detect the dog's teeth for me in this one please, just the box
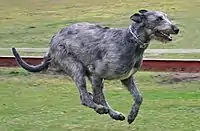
[168,36,172,41]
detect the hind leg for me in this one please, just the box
[88,75,125,121]
[61,57,109,114]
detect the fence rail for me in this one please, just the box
[1,48,200,72]
[1,48,200,54]
[1,56,200,73]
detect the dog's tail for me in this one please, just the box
[12,48,51,72]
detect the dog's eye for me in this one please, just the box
[156,17,163,22]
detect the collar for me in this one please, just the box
[128,25,149,48]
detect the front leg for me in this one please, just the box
[121,75,143,124]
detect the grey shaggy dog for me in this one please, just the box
[12,9,179,124]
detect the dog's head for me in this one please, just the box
[130,10,179,43]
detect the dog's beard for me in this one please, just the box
[153,35,170,43]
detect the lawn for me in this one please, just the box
[1,0,200,58]
[0,68,200,131]
[0,0,200,49]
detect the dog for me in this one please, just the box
[12,9,179,124]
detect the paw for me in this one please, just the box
[127,114,136,124]
[95,105,109,114]
[110,111,125,121]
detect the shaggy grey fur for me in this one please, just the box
[12,9,179,124]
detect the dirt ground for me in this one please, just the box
[154,73,200,84]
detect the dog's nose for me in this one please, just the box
[171,25,179,34]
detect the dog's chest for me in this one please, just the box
[119,55,142,79]
[119,67,138,80]
[93,46,145,80]
[107,54,143,80]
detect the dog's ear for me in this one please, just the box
[138,9,148,14]
[130,13,144,23]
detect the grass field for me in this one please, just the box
[0,0,200,49]
[1,0,200,58]
[0,68,200,131]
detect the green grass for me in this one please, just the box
[1,0,200,58]
[0,68,200,131]
[0,0,200,49]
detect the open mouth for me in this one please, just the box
[155,30,172,41]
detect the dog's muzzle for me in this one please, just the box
[154,24,179,42]
[171,25,179,34]
[154,30,173,41]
